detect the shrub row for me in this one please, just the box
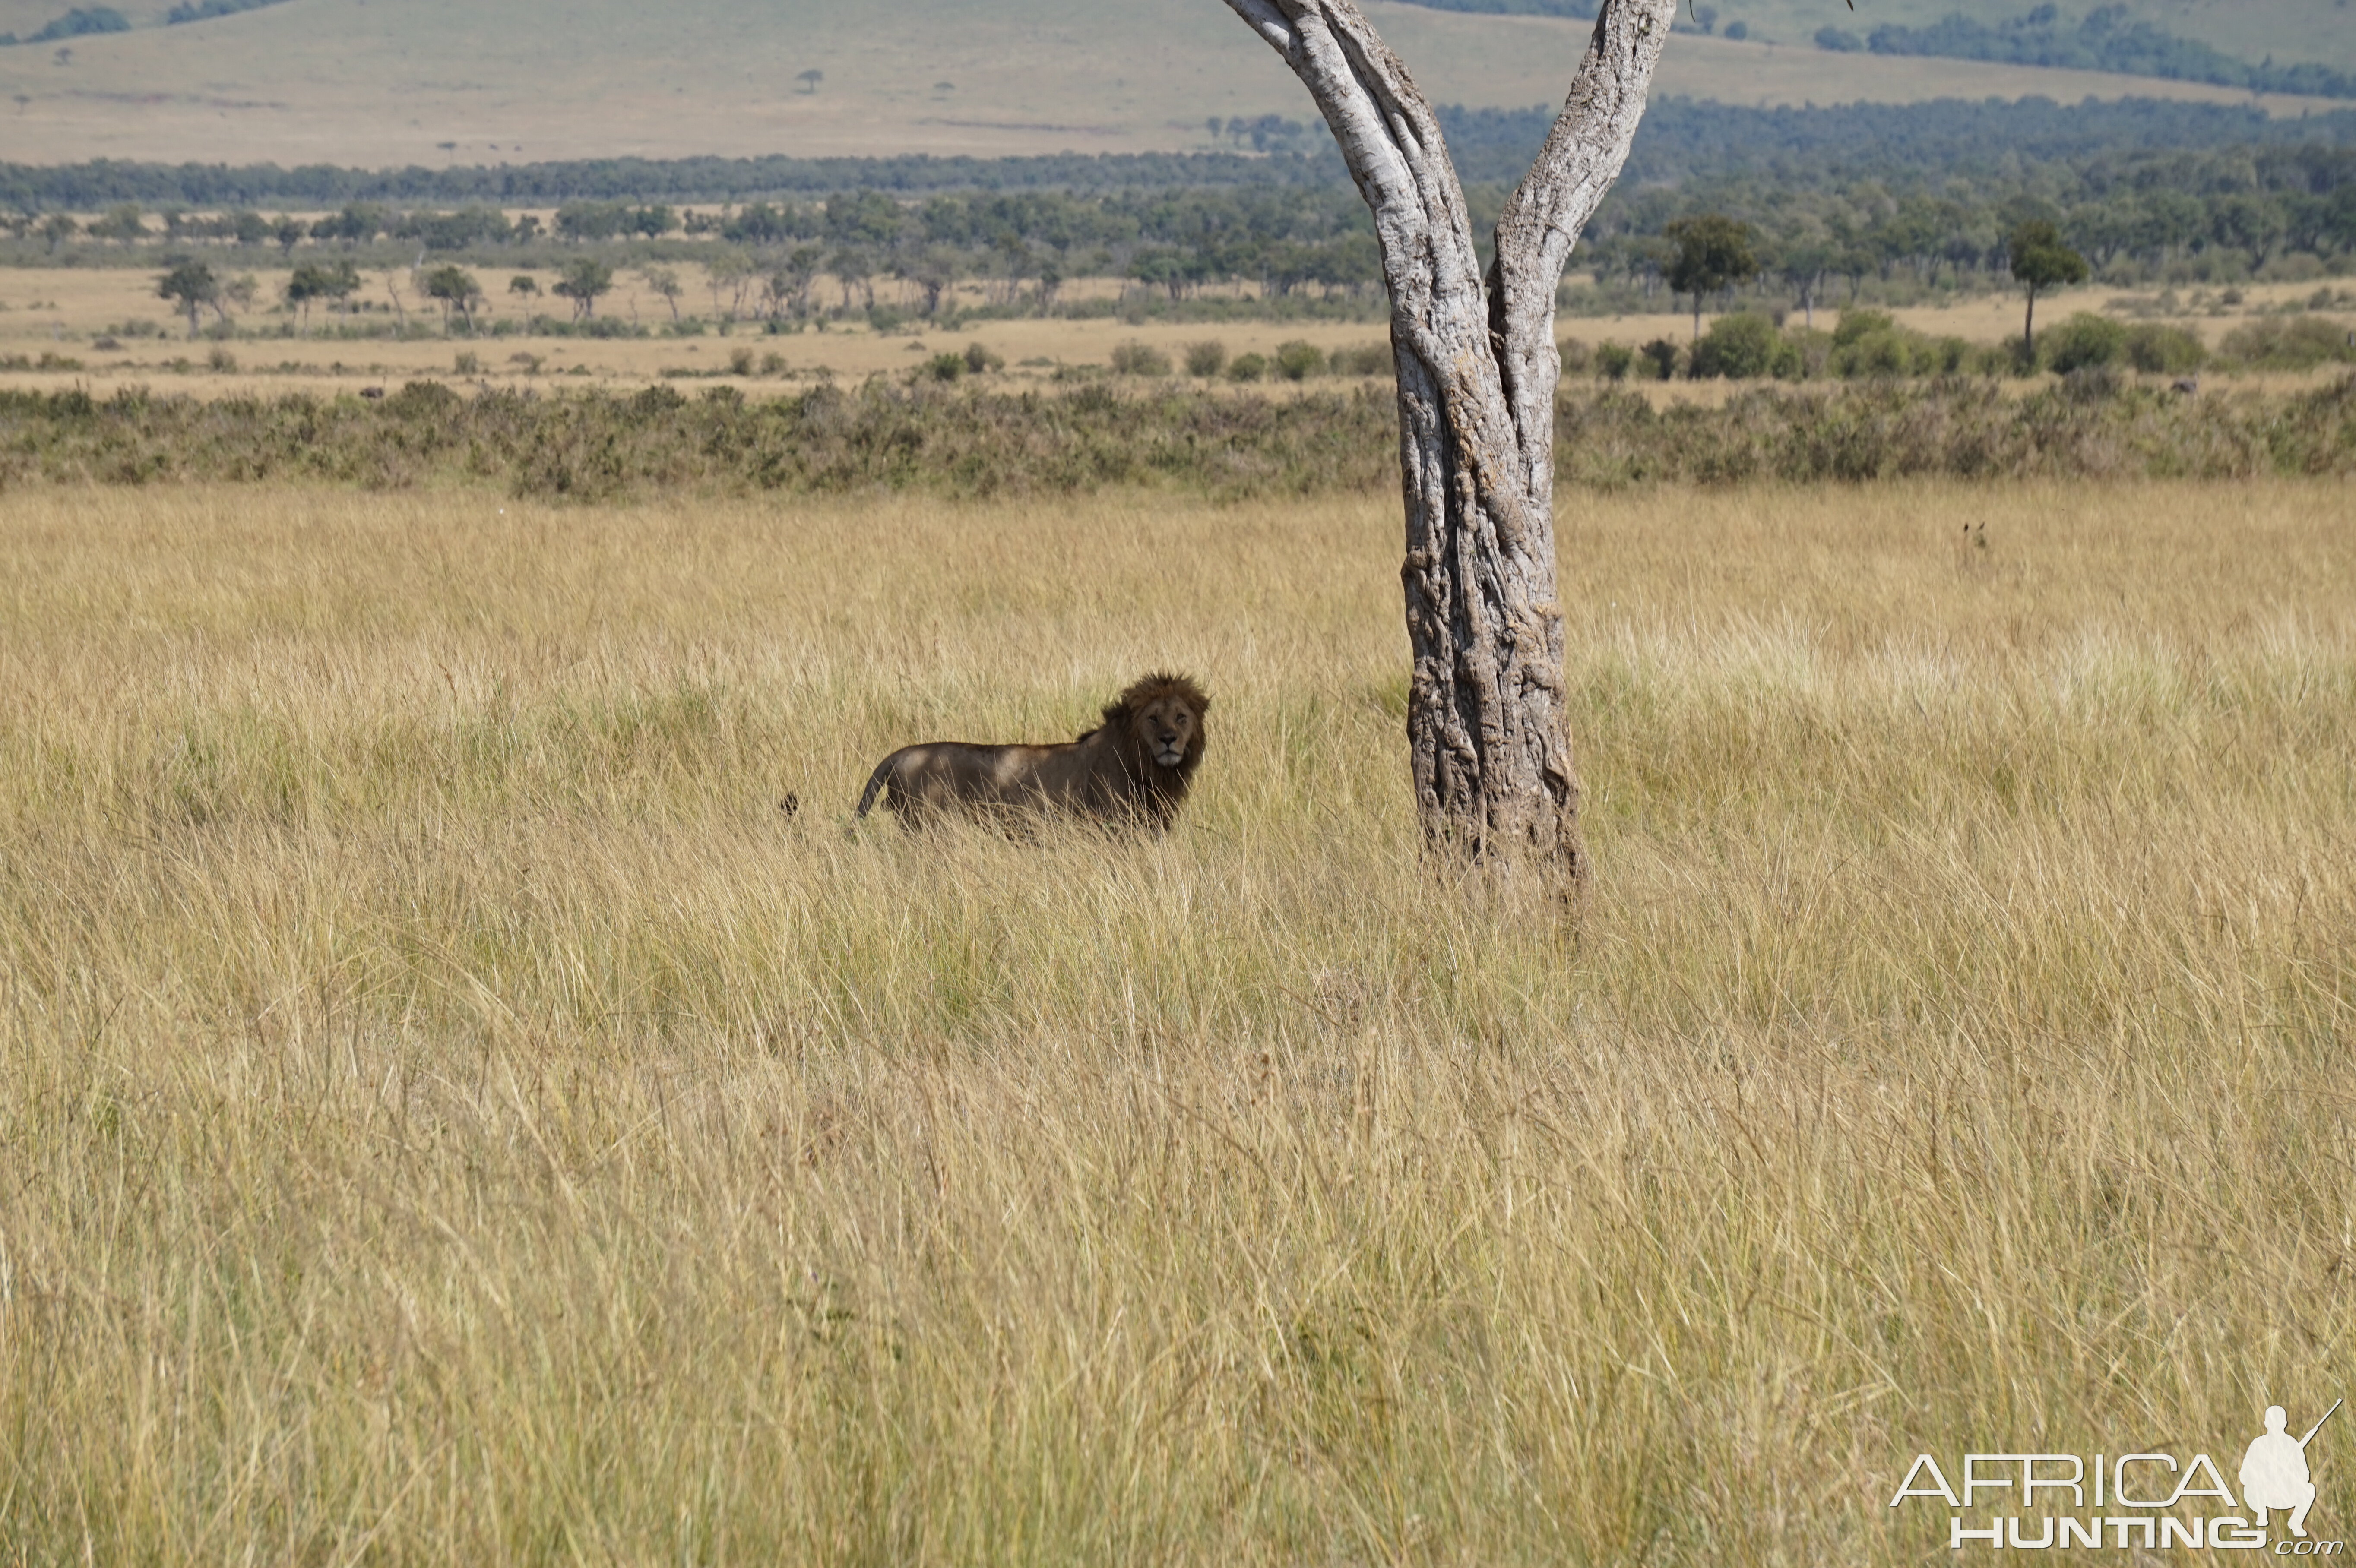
[0,373,2349,500]
[1583,308,2353,383]
[1554,374,2355,485]
[1105,338,1393,382]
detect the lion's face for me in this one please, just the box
[1130,692,1201,770]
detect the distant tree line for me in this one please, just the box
[10,98,2354,330]
[3,95,2351,212]
[1579,139,2356,307]
[20,141,2347,318]
[0,0,299,44]
[1448,95,2356,189]
[1814,5,2356,101]
[0,6,128,46]
[164,0,295,22]
[0,150,1323,213]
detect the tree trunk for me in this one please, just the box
[2023,286,2036,356]
[1219,0,1676,878]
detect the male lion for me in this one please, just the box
[855,673,1208,829]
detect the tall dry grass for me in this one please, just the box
[1,479,2351,1564]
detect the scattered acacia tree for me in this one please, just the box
[2008,219,2088,360]
[894,244,964,316]
[1665,213,1758,341]
[552,257,614,321]
[422,264,484,333]
[88,203,146,244]
[1219,0,1677,879]
[640,266,684,324]
[704,248,756,330]
[39,212,76,253]
[284,260,359,332]
[796,68,823,93]
[767,245,824,323]
[831,246,875,312]
[156,259,219,337]
[1776,234,1836,330]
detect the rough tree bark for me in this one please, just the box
[1219,0,1677,880]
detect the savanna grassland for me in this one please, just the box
[2,474,2353,1564]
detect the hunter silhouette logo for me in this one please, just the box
[1889,1397,2342,1550]
[2245,1401,2338,1540]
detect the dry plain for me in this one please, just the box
[4,264,2350,401]
[0,473,2350,1563]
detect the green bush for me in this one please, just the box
[1825,310,1969,379]
[1925,336,1973,375]
[1109,341,1172,377]
[1689,313,1781,379]
[1226,352,1266,383]
[1831,310,1895,349]
[925,352,965,382]
[1777,328,1833,380]
[1184,340,1226,378]
[2220,317,2356,371]
[1966,341,2020,377]
[1639,338,1683,380]
[2122,323,2208,376]
[963,341,1004,375]
[1273,340,1325,381]
[2041,313,2127,374]
[1833,328,1912,379]
[1593,342,1634,381]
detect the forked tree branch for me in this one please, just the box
[1491,0,1675,505]
[1219,0,1676,874]
[1222,0,1675,511]
[1225,0,1687,428]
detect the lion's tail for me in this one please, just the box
[854,753,899,819]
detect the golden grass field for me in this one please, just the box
[0,0,2342,168]
[2,475,2351,1562]
[4,262,2349,403]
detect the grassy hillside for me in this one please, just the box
[1666,0,2356,73]
[0,0,2344,169]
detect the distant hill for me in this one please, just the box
[1813,4,2356,98]
[1381,0,2356,77]
[0,0,2344,170]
